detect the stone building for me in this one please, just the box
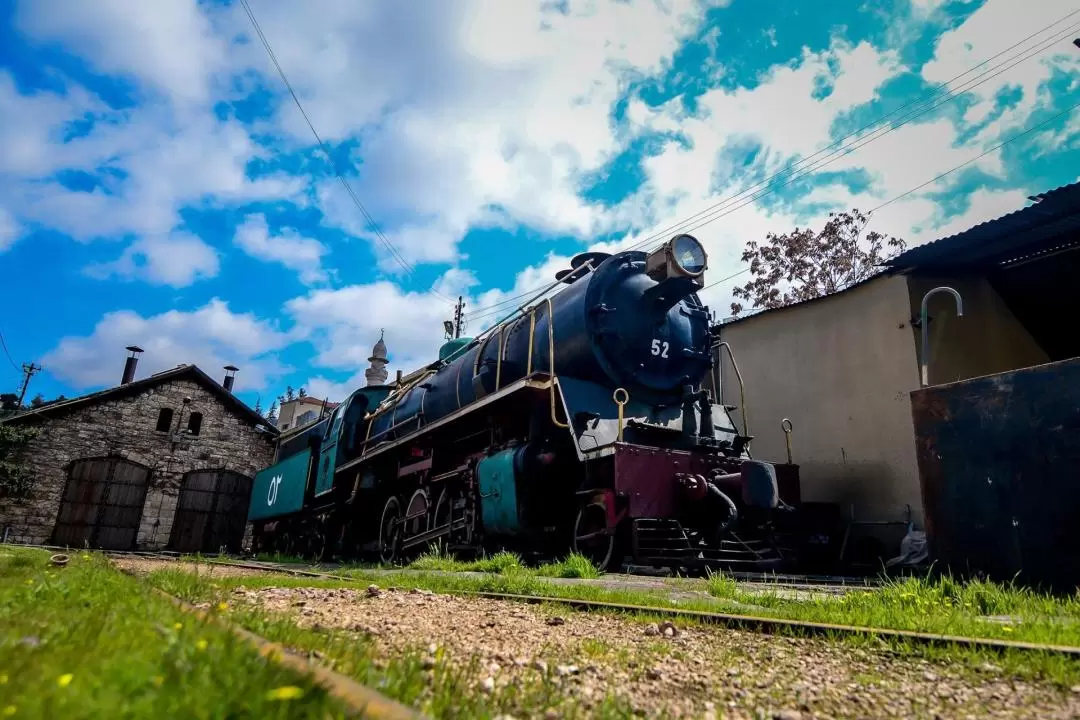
[0,350,278,553]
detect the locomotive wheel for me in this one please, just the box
[378,495,404,565]
[573,501,615,572]
[405,489,430,537]
[432,487,453,545]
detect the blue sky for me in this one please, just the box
[1,0,1078,409]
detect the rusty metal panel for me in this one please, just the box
[910,357,1080,591]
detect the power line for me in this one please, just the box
[463,12,1079,317]
[0,331,20,374]
[475,98,1080,328]
[625,14,1080,255]
[238,0,454,305]
[869,98,1080,213]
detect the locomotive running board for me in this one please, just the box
[335,375,561,474]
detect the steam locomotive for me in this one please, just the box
[247,234,802,572]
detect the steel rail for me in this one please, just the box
[3,543,888,589]
[21,546,1079,659]
[168,557,1080,659]
[473,592,1080,657]
[113,567,428,720]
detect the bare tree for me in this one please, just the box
[730,209,906,317]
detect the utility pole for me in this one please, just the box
[16,362,42,408]
[453,295,465,339]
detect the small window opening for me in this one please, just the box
[155,408,174,432]
[187,411,203,436]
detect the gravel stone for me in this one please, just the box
[222,584,1080,719]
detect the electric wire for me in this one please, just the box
[624,13,1080,255]
[0,331,20,374]
[238,0,454,305]
[468,97,1080,328]
[462,13,1080,317]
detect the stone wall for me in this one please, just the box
[0,377,276,551]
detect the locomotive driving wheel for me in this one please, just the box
[573,499,615,572]
[378,495,403,564]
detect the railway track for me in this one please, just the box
[142,576,427,720]
[6,541,886,592]
[100,551,1080,660]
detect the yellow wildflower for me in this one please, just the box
[217,602,228,611]
[151,676,164,687]
[196,639,208,651]
[2,705,14,716]
[0,674,7,684]
[173,623,183,631]
[1003,626,1015,633]
[266,686,304,701]
[57,674,73,688]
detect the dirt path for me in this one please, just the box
[226,582,1080,720]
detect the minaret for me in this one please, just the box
[365,330,389,386]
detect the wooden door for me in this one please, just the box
[52,457,151,550]
[168,470,254,554]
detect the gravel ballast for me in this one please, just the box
[224,583,1080,719]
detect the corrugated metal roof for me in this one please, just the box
[885,181,1080,271]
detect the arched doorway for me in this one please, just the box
[52,457,152,550]
[167,469,254,554]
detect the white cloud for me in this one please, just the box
[286,280,457,374]
[921,0,1080,139]
[0,207,21,252]
[16,0,228,104]
[234,214,330,285]
[85,231,221,288]
[7,104,307,243]
[41,298,292,391]
[224,0,723,268]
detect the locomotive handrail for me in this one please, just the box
[495,323,505,390]
[361,369,436,453]
[613,388,629,441]
[715,341,748,440]
[541,296,570,429]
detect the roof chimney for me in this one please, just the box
[122,346,143,385]
[223,365,239,393]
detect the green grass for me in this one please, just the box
[406,547,602,579]
[160,557,1080,687]
[149,566,644,719]
[0,547,348,719]
[702,568,1080,640]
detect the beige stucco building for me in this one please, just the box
[712,181,1078,550]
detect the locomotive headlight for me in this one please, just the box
[645,233,708,285]
[670,234,707,277]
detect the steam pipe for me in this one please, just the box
[919,286,964,388]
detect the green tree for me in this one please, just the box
[0,424,38,498]
[730,209,906,317]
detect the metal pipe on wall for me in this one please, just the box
[920,286,964,388]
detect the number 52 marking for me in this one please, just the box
[650,339,670,358]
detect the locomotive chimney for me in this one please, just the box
[222,365,239,393]
[121,345,143,385]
